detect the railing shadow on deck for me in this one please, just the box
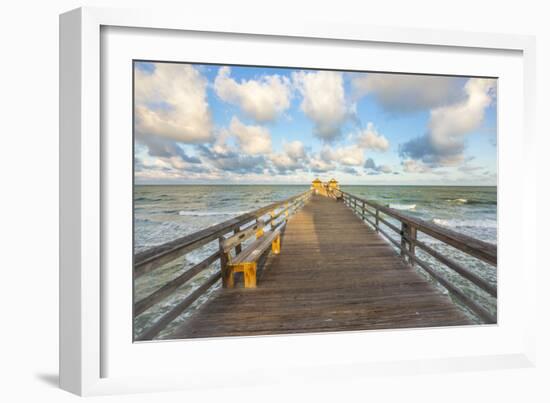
[329,188,497,324]
[133,190,312,341]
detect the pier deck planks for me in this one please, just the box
[171,195,472,339]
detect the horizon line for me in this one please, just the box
[135,183,497,187]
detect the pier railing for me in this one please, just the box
[332,189,497,324]
[134,190,312,341]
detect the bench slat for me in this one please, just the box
[232,224,285,265]
[225,204,289,253]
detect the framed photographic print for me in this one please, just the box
[132,60,498,343]
[60,7,536,396]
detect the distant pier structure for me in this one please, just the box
[311,178,341,197]
[134,178,497,341]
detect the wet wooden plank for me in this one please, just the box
[170,195,472,339]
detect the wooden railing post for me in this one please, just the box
[401,222,409,259]
[219,237,231,288]
[408,226,417,266]
[375,209,380,231]
[233,225,242,254]
[362,201,365,220]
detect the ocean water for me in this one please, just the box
[341,186,497,245]
[134,185,497,337]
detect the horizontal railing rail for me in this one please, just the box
[332,189,497,324]
[134,189,312,341]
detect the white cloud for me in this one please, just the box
[270,153,302,171]
[364,158,393,174]
[229,117,272,155]
[309,157,336,173]
[429,78,496,153]
[357,122,390,151]
[135,63,213,143]
[167,157,187,170]
[351,73,462,112]
[321,144,364,166]
[214,66,291,122]
[270,140,307,172]
[378,165,393,173]
[402,159,432,173]
[283,141,306,160]
[135,153,210,178]
[399,78,496,167]
[211,128,232,155]
[292,71,349,141]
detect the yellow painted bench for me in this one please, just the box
[221,222,284,288]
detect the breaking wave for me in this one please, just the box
[389,203,416,210]
[433,218,497,229]
[178,210,249,217]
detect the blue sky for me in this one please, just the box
[134,61,497,185]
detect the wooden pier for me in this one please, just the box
[134,180,497,341]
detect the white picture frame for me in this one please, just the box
[60,6,537,396]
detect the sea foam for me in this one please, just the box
[389,203,416,210]
[178,210,249,217]
[433,218,497,229]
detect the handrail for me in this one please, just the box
[332,188,497,324]
[134,251,220,316]
[135,190,312,277]
[134,189,312,341]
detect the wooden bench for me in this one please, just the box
[220,221,285,288]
